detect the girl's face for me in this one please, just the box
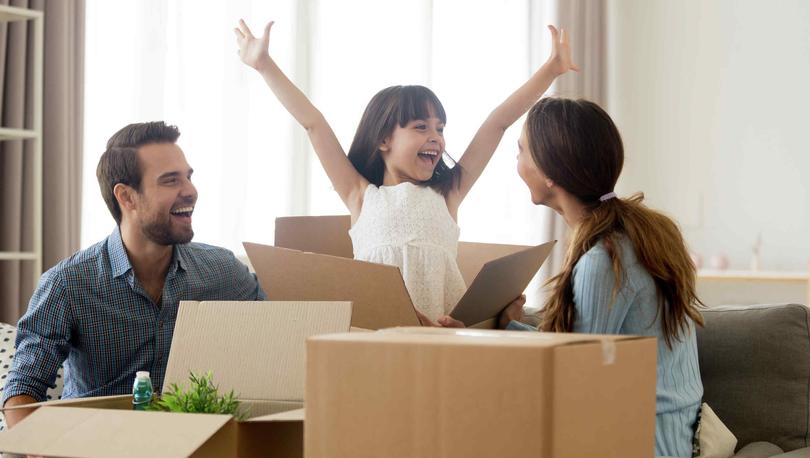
[379,107,446,185]
[517,123,552,206]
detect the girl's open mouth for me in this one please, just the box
[418,150,439,166]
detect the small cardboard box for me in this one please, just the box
[0,300,350,458]
[305,327,657,458]
[245,215,552,329]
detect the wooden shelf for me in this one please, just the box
[0,3,43,303]
[0,252,38,261]
[698,270,810,282]
[0,127,38,141]
[0,4,42,22]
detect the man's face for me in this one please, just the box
[132,143,198,245]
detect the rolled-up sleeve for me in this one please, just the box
[3,270,73,404]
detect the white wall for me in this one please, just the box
[607,0,810,271]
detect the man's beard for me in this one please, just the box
[140,213,194,245]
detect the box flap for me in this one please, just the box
[237,399,303,419]
[311,328,648,349]
[244,243,420,330]
[247,407,305,423]
[273,215,535,285]
[275,215,353,258]
[456,241,534,285]
[450,241,556,325]
[0,394,132,413]
[0,406,231,457]
[164,300,352,402]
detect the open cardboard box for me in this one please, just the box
[245,215,554,330]
[0,300,352,458]
[305,327,658,458]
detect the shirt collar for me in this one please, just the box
[108,228,133,279]
[108,227,188,278]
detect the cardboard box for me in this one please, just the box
[305,328,657,458]
[246,215,553,329]
[273,215,534,285]
[0,300,350,458]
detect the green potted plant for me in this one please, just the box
[147,371,247,420]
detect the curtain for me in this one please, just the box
[0,0,84,323]
[525,0,607,317]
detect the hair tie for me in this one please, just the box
[599,192,617,202]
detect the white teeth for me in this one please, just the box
[171,206,194,215]
[418,150,439,156]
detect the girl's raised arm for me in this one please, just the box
[447,25,579,211]
[236,20,368,215]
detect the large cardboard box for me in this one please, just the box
[0,300,351,458]
[247,215,552,329]
[273,215,534,284]
[305,327,657,458]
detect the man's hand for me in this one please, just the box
[3,394,39,429]
[498,294,527,329]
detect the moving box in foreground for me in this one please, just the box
[306,327,657,458]
[0,301,351,458]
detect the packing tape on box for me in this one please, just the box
[601,339,617,365]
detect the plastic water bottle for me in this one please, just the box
[132,371,153,410]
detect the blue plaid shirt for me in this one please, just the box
[3,229,265,403]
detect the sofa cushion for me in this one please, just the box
[0,322,65,431]
[732,441,783,458]
[697,304,810,452]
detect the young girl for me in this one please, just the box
[512,97,704,458]
[235,20,578,322]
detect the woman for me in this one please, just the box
[444,98,703,457]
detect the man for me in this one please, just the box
[2,122,264,427]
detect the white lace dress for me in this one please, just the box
[349,182,467,321]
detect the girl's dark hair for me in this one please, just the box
[528,98,704,348]
[347,85,461,196]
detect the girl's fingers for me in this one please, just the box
[571,63,581,72]
[547,24,559,43]
[233,28,244,40]
[560,27,569,45]
[263,21,274,39]
[238,19,255,38]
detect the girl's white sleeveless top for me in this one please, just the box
[349,182,467,321]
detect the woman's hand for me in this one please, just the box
[544,25,580,77]
[234,19,274,71]
[437,315,466,328]
[498,294,527,329]
[416,309,439,327]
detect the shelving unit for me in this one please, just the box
[0,4,44,301]
[697,270,810,307]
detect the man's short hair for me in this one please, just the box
[96,122,181,224]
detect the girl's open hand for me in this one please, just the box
[234,19,273,71]
[545,25,580,76]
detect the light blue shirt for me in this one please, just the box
[511,236,702,458]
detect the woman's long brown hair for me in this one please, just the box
[527,98,703,347]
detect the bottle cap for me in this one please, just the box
[136,371,150,379]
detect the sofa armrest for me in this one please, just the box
[732,441,783,458]
[769,446,810,457]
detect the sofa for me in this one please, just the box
[697,303,810,458]
[0,322,64,431]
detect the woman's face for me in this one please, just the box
[517,123,552,206]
